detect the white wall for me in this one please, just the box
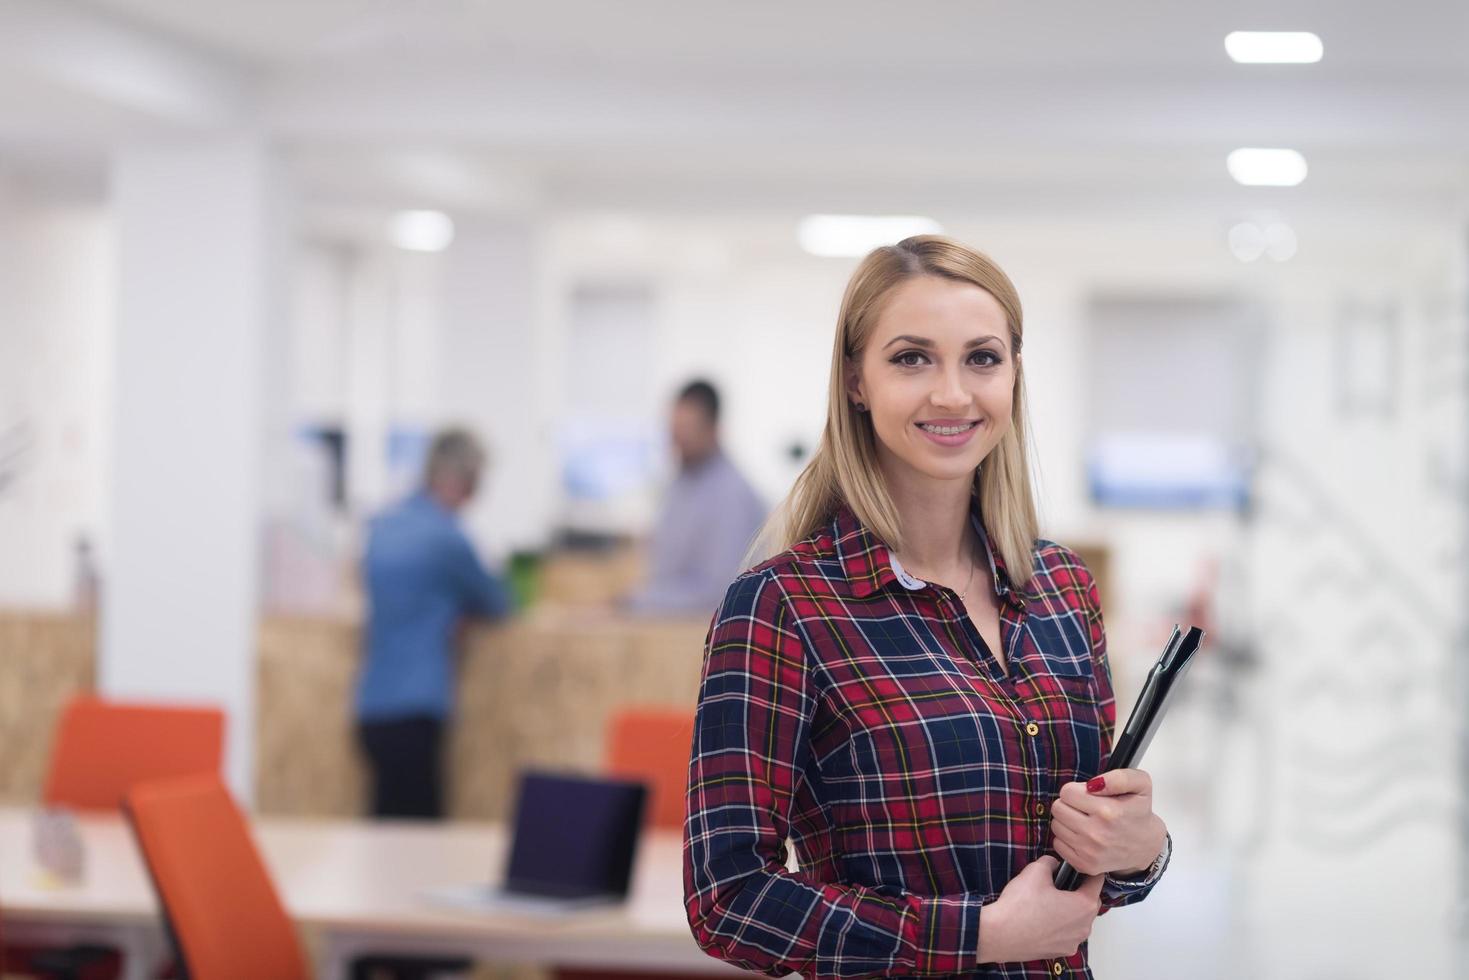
[0,178,111,609]
[438,219,555,557]
[1221,229,1466,977]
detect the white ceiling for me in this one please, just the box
[1,0,1466,218]
[81,0,1469,75]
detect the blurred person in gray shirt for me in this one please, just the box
[623,380,766,617]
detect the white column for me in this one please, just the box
[102,136,287,801]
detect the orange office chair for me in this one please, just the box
[3,697,225,980]
[44,696,225,812]
[550,709,699,980]
[124,774,310,980]
[603,707,695,831]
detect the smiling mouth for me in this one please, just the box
[916,421,978,436]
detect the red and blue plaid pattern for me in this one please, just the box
[683,500,1167,979]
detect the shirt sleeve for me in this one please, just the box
[1076,559,1171,913]
[683,571,983,979]
[446,533,513,620]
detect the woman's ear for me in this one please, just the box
[843,356,866,408]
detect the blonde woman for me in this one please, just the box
[683,237,1170,979]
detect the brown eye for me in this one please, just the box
[891,351,928,367]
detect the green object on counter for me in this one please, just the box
[507,551,542,611]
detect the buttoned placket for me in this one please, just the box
[889,553,1054,853]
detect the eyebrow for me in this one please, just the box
[882,334,1005,351]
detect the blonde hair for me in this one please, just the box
[756,235,1039,587]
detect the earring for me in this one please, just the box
[853,402,867,413]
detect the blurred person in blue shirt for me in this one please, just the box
[355,428,513,819]
[622,380,766,618]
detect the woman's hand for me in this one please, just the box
[978,855,1103,964]
[1049,768,1167,877]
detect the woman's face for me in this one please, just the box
[847,275,1016,488]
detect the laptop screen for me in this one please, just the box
[503,770,648,900]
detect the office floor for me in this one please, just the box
[1087,691,1460,980]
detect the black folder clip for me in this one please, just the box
[1053,624,1204,892]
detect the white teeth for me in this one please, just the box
[919,422,976,436]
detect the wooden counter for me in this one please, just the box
[256,609,709,820]
[0,608,709,821]
[0,611,97,804]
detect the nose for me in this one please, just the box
[930,364,970,411]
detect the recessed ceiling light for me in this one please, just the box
[1226,148,1308,187]
[1228,223,1266,262]
[390,210,455,252]
[798,215,942,258]
[1225,31,1323,64]
[1228,220,1298,262]
[1263,222,1298,261]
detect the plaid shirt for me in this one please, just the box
[683,500,1169,979]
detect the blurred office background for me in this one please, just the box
[0,1,1466,978]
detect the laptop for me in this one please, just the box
[424,770,648,915]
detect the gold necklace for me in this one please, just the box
[954,559,977,603]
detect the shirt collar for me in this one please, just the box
[410,490,456,520]
[830,505,896,599]
[831,496,1024,610]
[679,447,725,478]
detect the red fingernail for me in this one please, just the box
[1086,776,1106,793]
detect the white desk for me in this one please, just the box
[0,807,742,979]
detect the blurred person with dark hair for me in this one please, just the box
[623,379,766,617]
[355,427,513,819]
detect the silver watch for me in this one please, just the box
[1105,832,1171,886]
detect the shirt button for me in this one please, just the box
[1053,963,1065,976]
[1034,802,1047,817]
[1025,722,1040,736]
